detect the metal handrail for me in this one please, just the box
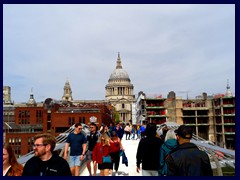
[18,124,90,165]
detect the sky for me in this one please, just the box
[3,4,235,103]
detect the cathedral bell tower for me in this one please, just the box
[62,80,73,101]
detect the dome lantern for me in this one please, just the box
[116,52,122,69]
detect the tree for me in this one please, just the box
[114,110,120,124]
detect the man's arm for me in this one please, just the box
[82,143,87,155]
[63,142,70,160]
[166,155,177,176]
[202,152,213,176]
[136,141,142,172]
[119,138,124,151]
[80,143,87,161]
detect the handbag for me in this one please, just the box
[102,156,112,163]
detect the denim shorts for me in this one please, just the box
[69,155,82,167]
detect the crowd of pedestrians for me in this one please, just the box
[166,125,213,176]
[92,122,126,176]
[3,122,213,176]
[136,123,213,176]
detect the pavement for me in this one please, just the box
[80,135,141,176]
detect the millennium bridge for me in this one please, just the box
[18,122,235,176]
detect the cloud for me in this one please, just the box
[3,4,235,102]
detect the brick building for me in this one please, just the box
[4,95,114,156]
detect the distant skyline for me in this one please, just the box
[3,4,235,103]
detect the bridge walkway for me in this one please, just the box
[80,134,141,176]
[18,123,235,176]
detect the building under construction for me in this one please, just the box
[135,82,235,150]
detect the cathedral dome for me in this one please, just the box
[109,69,130,81]
[108,53,130,82]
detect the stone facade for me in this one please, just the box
[105,53,135,123]
[3,86,11,104]
[62,80,73,101]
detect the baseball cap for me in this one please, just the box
[174,125,193,139]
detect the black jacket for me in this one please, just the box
[166,142,213,176]
[22,153,72,176]
[87,131,100,151]
[136,136,163,170]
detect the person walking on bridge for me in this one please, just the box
[140,124,146,139]
[22,133,71,176]
[92,135,113,176]
[109,131,125,176]
[113,123,124,140]
[136,123,164,176]
[86,122,100,176]
[166,125,213,176]
[158,129,178,176]
[124,123,131,140]
[64,123,87,176]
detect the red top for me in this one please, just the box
[92,142,113,164]
[110,141,120,153]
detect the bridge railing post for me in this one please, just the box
[207,148,223,176]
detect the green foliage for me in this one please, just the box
[114,111,120,123]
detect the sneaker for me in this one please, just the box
[115,173,119,176]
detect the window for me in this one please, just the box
[68,117,75,125]
[28,137,31,145]
[79,117,86,124]
[18,110,30,124]
[82,117,85,124]
[8,138,12,145]
[36,110,43,123]
[79,117,82,123]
